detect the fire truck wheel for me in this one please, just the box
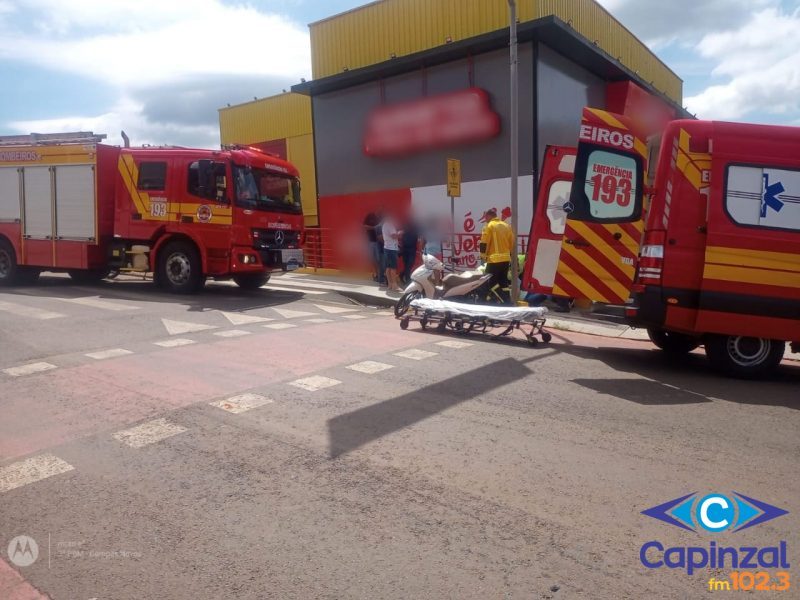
[704,334,785,379]
[647,327,700,355]
[0,239,38,286]
[158,240,204,294]
[232,274,270,290]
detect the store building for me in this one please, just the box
[219,0,683,269]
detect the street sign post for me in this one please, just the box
[447,159,461,269]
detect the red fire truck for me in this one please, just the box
[525,109,800,377]
[0,132,304,293]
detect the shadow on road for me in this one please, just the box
[562,345,800,410]
[327,354,556,458]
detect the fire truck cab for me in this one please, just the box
[0,133,304,293]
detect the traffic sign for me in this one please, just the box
[447,158,461,197]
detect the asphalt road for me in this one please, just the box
[1,275,798,599]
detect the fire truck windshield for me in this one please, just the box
[233,165,302,214]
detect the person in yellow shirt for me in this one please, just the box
[479,207,514,303]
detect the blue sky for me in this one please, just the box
[1,0,798,147]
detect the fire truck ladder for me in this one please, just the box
[0,132,107,146]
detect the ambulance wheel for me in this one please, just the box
[68,269,110,284]
[400,317,409,330]
[647,327,700,355]
[541,332,552,344]
[158,240,204,294]
[704,334,785,379]
[233,273,270,290]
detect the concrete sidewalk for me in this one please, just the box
[277,271,800,361]
[275,271,649,340]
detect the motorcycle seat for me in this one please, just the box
[442,272,486,289]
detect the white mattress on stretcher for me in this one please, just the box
[410,298,548,321]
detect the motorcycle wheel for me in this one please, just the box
[394,290,422,317]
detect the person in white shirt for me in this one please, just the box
[381,212,402,292]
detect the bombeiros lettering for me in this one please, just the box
[579,124,634,150]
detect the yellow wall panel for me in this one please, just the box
[218,93,312,146]
[310,0,681,102]
[286,134,319,226]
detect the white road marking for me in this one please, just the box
[263,322,297,330]
[375,311,395,317]
[304,318,334,324]
[210,393,273,414]
[0,454,75,494]
[154,338,196,348]
[60,296,140,311]
[435,340,474,349]
[0,300,65,320]
[313,304,358,314]
[112,418,187,448]
[271,277,364,291]
[162,318,216,335]
[214,329,251,338]
[219,311,273,325]
[347,360,394,374]
[3,362,57,377]
[272,308,318,319]
[288,375,342,392]
[342,314,367,320]
[394,348,438,360]
[85,348,133,360]
[266,285,327,295]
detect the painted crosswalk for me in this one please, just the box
[3,362,57,377]
[0,300,65,320]
[112,418,187,448]
[59,296,140,311]
[0,453,75,493]
[210,393,273,414]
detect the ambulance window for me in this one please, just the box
[725,165,800,231]
[546,180,571,235]
[137,162,167,191]
[582,149,639,220]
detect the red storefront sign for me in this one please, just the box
[363,87,500,157]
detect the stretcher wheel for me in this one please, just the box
[526,334,539,346]
[436,320,447,332]
[541,332,552,343]
[420,316,428,330]
[400,317,410,330]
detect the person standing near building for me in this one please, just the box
[363,211,380,282]
[399,216,420,284]
[479,207,514,303]
[381,210,402,292]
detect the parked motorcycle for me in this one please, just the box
[394,254,492,317]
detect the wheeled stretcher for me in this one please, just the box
[399,298,551,346]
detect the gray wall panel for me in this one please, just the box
[536,43,605,171]
[313,44,535,196]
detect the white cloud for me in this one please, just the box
[0,1,310,86]
[7,97,220,148]
[685,8,800,120]
[596,0,776,47]
[0,0,310,147]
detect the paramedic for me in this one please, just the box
[479,208,514,303]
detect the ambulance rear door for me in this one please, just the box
[522,145,575,294]
[552,108,647,304]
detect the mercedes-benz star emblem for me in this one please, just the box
[274,230,285,246]
[562,201,575,214]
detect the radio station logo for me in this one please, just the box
[642,491,788,533]
[639,491,791,586]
